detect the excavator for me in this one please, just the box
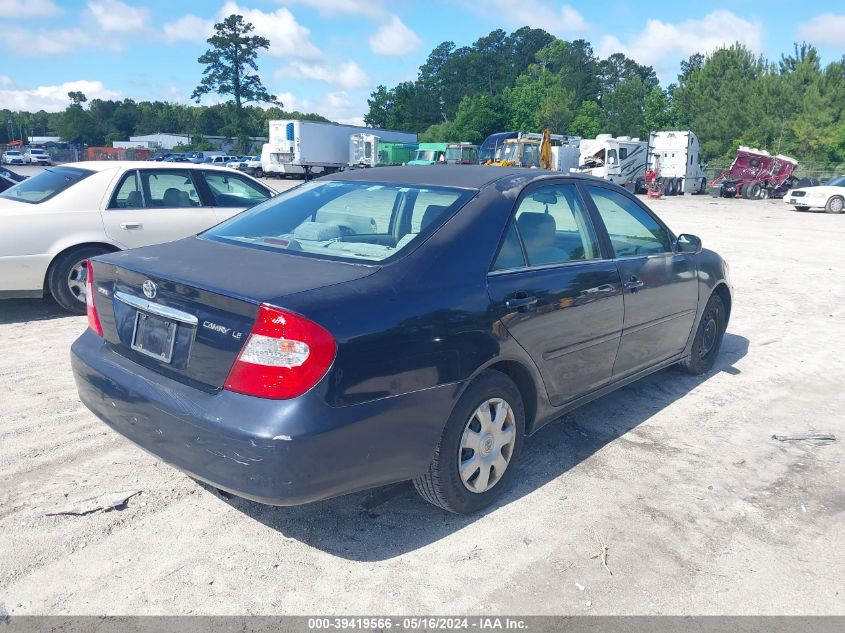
[485,129,578,171]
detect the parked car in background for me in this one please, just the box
[2,150,25,165]
[25,148,52,165]
[71,166,731,514]
[0,161,275,313]
[205,155,240,166]
[238,155,263,177]
[408,143,448,165]
[190,151,224,164]
[164,155,192,163]
[151,153,173,162]
[479,132,518,163]
[785,174,845,213]
[226,156,250,168]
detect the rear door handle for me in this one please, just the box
[120,221,142,230]
[622,276,644,292]
[505,295,538,311]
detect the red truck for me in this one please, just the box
[711,146,798,199]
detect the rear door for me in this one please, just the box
[102,169,217,249]
[583,184,699,378]
[487,181,624,405]
[198,170,274,222]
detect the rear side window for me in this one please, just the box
[492,221,526,271]
[202,171,270,207]
[512,184,600,266]
[0,166,92,204]
[109,171,143,209]
[142,170,201,208]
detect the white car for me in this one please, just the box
[206,155,239,166]
[0,161,275,313]
[2,150,25,165]
[225,156,249,168]
[238,155,263,178]
[25,148,52,165]
[784,175,845,213]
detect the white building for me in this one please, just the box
[117,133,269,152]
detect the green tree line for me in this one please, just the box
[365,30,845,165]
[1,98,327,148]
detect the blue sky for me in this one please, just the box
[1,0,843,125]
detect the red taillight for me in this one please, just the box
[85,260,103,337]
[224,304,336,399]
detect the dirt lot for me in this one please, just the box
[1,193,843,616]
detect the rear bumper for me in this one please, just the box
[71,330,456,505]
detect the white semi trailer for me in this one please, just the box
[262,120,417,178]
[574,135,647,190]
[647,130,708,195]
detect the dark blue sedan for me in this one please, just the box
[72,166,732,514]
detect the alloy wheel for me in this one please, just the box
[67,259,88,304]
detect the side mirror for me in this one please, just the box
[676,233,702,254]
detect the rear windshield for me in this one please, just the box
[0,166,92,204]
[203,180,475,263]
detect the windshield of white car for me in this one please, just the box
[0,166,92,204]
[203,180,475,263]
[826,175,845,187]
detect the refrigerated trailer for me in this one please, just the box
[263,120,417,177]
[647,130,707,195]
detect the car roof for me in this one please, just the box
[59,160,240,173]
[324,165,589,189]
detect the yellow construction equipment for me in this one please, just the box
[485,129,577,170]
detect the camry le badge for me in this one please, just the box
[142,280,157,299]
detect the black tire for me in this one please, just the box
[675,178,683,195]
[48,246,110,314]
[414,370,525,514]
[825,195,844,214]
[699,177,707,194]
[677,293,727,375]
[795,206,810,212]
[760,188,770,199]
[254,168,264,179]
[747,182,761,199]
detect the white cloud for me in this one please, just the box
[86,0,148,32]
[163,4,321,57]
[1,27,123,55]
[796,14,845,47]
[277,60,371,90]
[597,10,763,79]
[0,80,120,112]
[0,0,62,18]
[219,2,321,59]
[274,90,365,125]
[369,15,422,57]
[461,1,589,36]
[278,0,385,19]
[163,14,215,43]
[0,75,12,87]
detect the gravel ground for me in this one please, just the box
[0,192,843,615]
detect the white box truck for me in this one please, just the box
[573,135,647,190]
[263,120,417,178]
[647,130,708,195]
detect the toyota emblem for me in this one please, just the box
[142,280,157,299]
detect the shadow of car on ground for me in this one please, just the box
[203,332,749,561]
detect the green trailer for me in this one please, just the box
[378,142,418,166]
[407,142,448,165]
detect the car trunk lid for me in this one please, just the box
[90,236,378,391]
